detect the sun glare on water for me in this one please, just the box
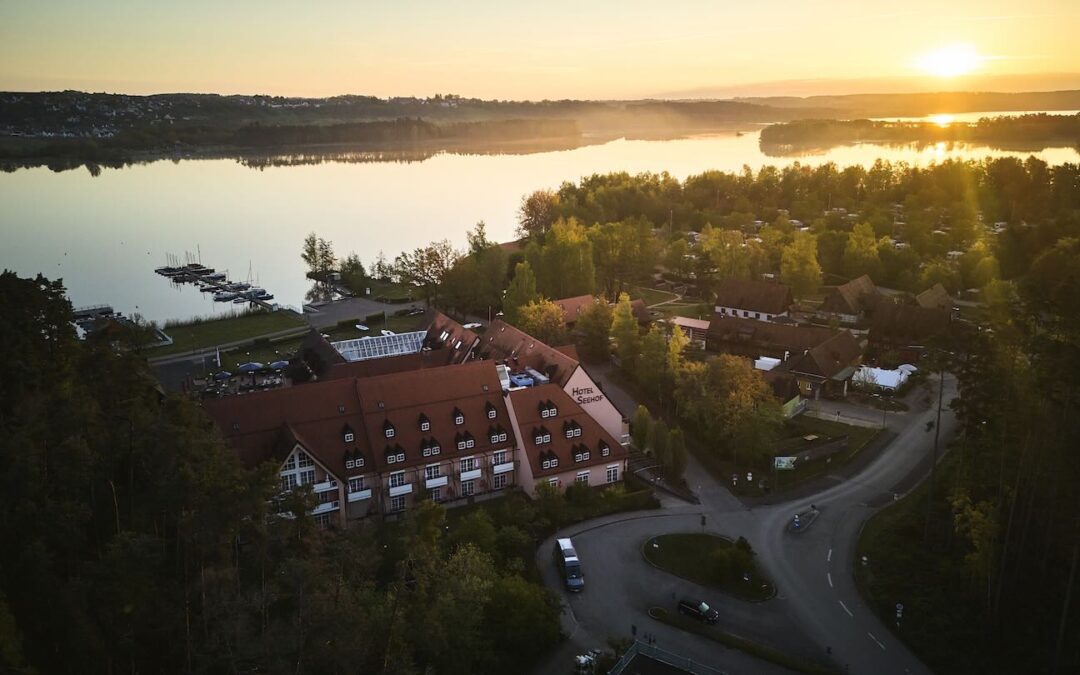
[915,43,982,77]
[928,114,955,127]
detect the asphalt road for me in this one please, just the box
[537,374,958,674]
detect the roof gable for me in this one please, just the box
[714,278,793,315]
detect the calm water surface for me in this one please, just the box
[2,113,1078,323]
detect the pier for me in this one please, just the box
[154,261,279,311]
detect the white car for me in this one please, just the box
[463,322,483,329]
[381,329,395,336]
[355,323,370,331]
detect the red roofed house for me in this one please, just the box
[713,278,793,323]
[505,384,627,496]
[817,275,880,325]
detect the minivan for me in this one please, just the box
[555,538,585,592]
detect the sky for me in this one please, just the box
[1,0,1078,99]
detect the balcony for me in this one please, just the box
[347,489,372,502]
[459,468,482,481]
[425,476,448,489]
[312,500,340,515]
[313,479,338,494]
[388,482,413,497]
[493,461,515,475]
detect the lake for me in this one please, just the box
[2,111,1078,323]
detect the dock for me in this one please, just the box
[154,261,280,311]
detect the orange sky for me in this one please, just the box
[1,0,1077,98]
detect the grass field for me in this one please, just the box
[629,285,679,307]
[154,311,305,356]
[643,533,774,602]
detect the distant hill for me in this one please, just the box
[734,90,1080,118]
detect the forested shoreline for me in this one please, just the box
[760,113,1080,152]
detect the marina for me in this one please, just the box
[155,255,278,310]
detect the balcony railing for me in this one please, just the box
[313,479,338,494]
[388,482,413,497]
[347,489,372,502]
[492,461,515,475]
[312,500,340,515]
[425,476,448,489]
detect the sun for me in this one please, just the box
[915,43,983,78]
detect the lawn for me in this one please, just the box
[784,415,880,455]
[642,533,774,602]
[154,311,306,356]
[629,285,679,307]
[366,279,417,302]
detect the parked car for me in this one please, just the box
[463,322,483,329]
[381,329,395,336]
[677,598,719,624]
[407,307,425,316]
[555,538,585,592]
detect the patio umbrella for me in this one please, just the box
[214,371,232,380]
[270,360,290,370]
[237,362,264,373]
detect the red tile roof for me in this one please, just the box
[551,294,594,324]
[782,330,864,380]
[707,315,838,354]
[819,275,880,315]
[714,278,793,315]
[479,320,580,386]
[424,310,480,363]
[915,283,952,310]
[508,384,626,478]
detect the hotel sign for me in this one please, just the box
[572,385,605,406]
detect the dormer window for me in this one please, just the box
[421,438,442,457]
[344,432,354,443]
[383,420,396,438]
[465,432,475,449]
[346,458,355,469]
[564,420,582,439]
[486,402,497,420]
[600,441,610,457]
[539,400,558,418]
[574,446,591,463]
[418,414,431,432]
[533,426,551,445]
[385,445,404,464]
[453,408,464,426]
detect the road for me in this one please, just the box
[537,373,958,674]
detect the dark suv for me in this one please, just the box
[677,598,719,624]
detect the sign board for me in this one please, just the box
[774,456,797,470]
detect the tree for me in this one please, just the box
[669,429,689,481]
[393,239,461,305]
[527,218,596,299]
[517,189,560,238]
[610,292,641,372]
[516,300,568,345]
[574,296,613,361]
[666,325,689,375]
[780,231,823,299]
[301,232,336,285]
[339,252,368,295]
[631,406,652,450]
[650,421,671,474]
[503,261,539,325]
[843,222,882,280]
[442,222,509,316]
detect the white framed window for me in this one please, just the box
[425,464,441,480]
[280,474,297,491]
[389,471,406,488]
[601,444,610,457]
[574,428,582,438]
[395,452,405,463]
[390,495,406,512]
[344,432,354,443]
[421,421,431,431]
[457,440,466,451]
[422,447,431,457]
[566,428,574,439]
[387,454,397,465]
[534,433,544,445]
[284,455,297,470]
[487,407,497,420]
[356,456,365,467]
[548,477,559,488]
[297,452,314,468]
[345,459,355,469]
[299,469,315,485]
[550,457,558,468]
[542,459,551,469]
[429,487,441,503]
[575,471,589,485]
[314,513,331,528]
[493,473,508,490]
[430,445,440,456]
[460,457,476,473]
[543,433,551,444]
[492,450,507,465]
[466,438,475,449]
[490,433,499,444]
[461,480,475,497]
[499,432,507,442]
[454,413,464,425]
[385,427,395,439]
[348,477,365,493]
[606,465,619,483]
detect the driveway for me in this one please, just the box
[537,374,958,674]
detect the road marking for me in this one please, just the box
[827,572,833,588]
[827,548,832,563]
[868,632,886,650]
[839,600,853,617]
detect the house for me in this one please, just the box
[773,330,864,399]
[204,361,517,527]
[817,275,880,325]
[504,384,628,496]
[713,278,793,322]
[869,303,951,363]
[669,316,710,344]
[915,283,952,310]
[480,320,628,444]
[706,315,838,360]
[551,294,596,327]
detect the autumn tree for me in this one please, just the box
[526,218,595,299]
[517,189,560,238]
[843,222,882,280]
[516,299,568,345]
[610,292,641,372]
[780,231,823,299]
